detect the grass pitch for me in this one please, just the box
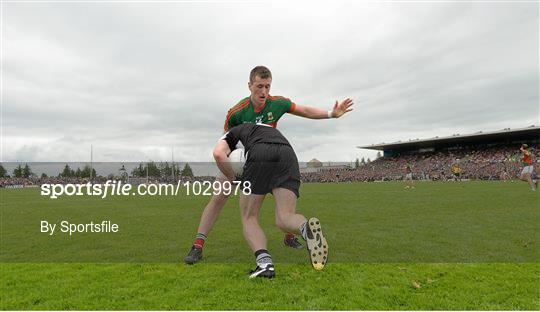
[1,181,539,310]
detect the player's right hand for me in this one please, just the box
[332,98,354,118]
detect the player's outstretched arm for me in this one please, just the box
[213,140,235,181]
[291,98,354,119]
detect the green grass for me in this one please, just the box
[2,263,539,310]
[1,181,539,309]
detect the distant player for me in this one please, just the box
[184,66,353,264]
[404,163,414,189]
[451,160,462,182]
[439,167,447,182]
[213,123,328,278]
[519,144,537,191]
[500,167,510,182]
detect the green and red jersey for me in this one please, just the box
[223,95,296,132]
[523,150,533,165]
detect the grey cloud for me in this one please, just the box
[4,2,538,162]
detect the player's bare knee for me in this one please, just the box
[209,192,230,205]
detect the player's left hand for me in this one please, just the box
[331,98,354,118]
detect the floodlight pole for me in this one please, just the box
[172,147,175,181]
[90,145,93,182]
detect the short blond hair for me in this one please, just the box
[250,66,272,82]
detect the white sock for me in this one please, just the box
[255,249,273,267]
[300,222,308,241]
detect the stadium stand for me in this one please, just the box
[302,126,540,183]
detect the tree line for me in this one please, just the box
[130,162,193,178]
[0,162,194,179]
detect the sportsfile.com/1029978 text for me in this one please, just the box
[40,180,252,199]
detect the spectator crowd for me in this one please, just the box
[301,144,538,183]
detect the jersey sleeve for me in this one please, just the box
[278,97,296,113]
[221,128,240,151]
[288,100,296,113]
[269,96,296,118]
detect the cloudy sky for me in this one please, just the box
[3,1,538,163]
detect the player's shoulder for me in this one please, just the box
[224,97,251,131]
[225,97,251,120]
[228,97,251,112]
[268,95,292,104]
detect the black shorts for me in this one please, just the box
[243,143,300,198]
